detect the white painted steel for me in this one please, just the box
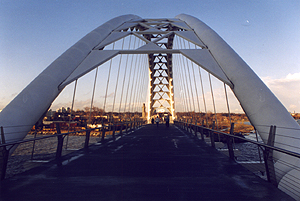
[176,13,300,200]
[1,13,299,198]
[60,50,120,88]
[174,31,205,47]
[179,49,232,87]
[0,14,141,148]
[94,32,131,50]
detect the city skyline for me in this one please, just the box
[1,1,299,113]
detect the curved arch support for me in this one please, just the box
[0,14,141,147]
[0,13,299,199]
[176,13,300,198]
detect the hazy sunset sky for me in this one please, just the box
[0,0,299,112]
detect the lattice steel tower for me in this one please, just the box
[141,20,176,119]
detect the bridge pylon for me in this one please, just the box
[143,24,176,120]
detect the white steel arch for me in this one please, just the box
[0,14,141,145]
[0,14,299,199]
[176,13,300,200]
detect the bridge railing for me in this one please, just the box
[0,119,147,180]
[174,120,300,199]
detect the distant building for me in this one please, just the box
[46,109,56,119]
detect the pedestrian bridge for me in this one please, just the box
[0,124,294,200]
[0,14,299,200]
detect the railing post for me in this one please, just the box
[227,123,235,160]
[185,119,188,131]
[55,123,63,160]
[126,122,129,133]
[101,126,106,142]
[31,127,38,160]
[0,126,9,180]
[264,125,277,187]
[120,124,123,136]
[200,120,204,141]
[129,120,131,131]
[112,124,116,140]
[194,120,198,138]
[84,127,90,149]
[210,121,215,148]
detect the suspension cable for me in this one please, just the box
[132,53,142,114]
[224,82,235,146]
[111,38,125,115]
[128,39,140,116]
[102,43,115,116]
[177,37,191,114]
[171,57,180,114]
[176,53,189,115]
[172,38,185,115]
[191,43,202,124]
[140,55,148,116]
[88,67,99,125]
[131,52,143,114]
[173,52,189,115]
[66,79,78,149]
[208,73,219,130]
[178,37,193,115]
[124,37,137,117]
[224,83,232,125]
[182,39,196,121]
[198,66,209,126]
[143,55,150,115]
[174,54,188,113]
[118,35,132,119]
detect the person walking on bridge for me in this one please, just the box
[165,115,170,127]
[155,116,160,127]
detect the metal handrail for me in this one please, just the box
[174,120,300,159]
[0,119,146,180]
[174,119,300,189]
[0,128,92,148]
[0,120,146,149]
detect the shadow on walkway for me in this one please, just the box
[0,124,293,201]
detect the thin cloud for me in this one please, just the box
[262,72,300,112]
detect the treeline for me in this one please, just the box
[176,112,253,134]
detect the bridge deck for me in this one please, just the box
[0,124,293,200]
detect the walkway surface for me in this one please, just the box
[0,124,294,201]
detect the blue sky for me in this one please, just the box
[0,0,299,112]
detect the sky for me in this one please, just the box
[0,0,299,113]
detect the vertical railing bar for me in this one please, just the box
[84,125,90,149]
[264,125,278,187]
[0,126,9,180]
[55,123,63,160]
[210,121,215,148]
[227,123,235,160]
[66,79,78,150]
[30,128,38,160]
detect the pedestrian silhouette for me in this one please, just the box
[155,116,159,127]
[165,115,169,127]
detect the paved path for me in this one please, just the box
[0,124,294,200]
